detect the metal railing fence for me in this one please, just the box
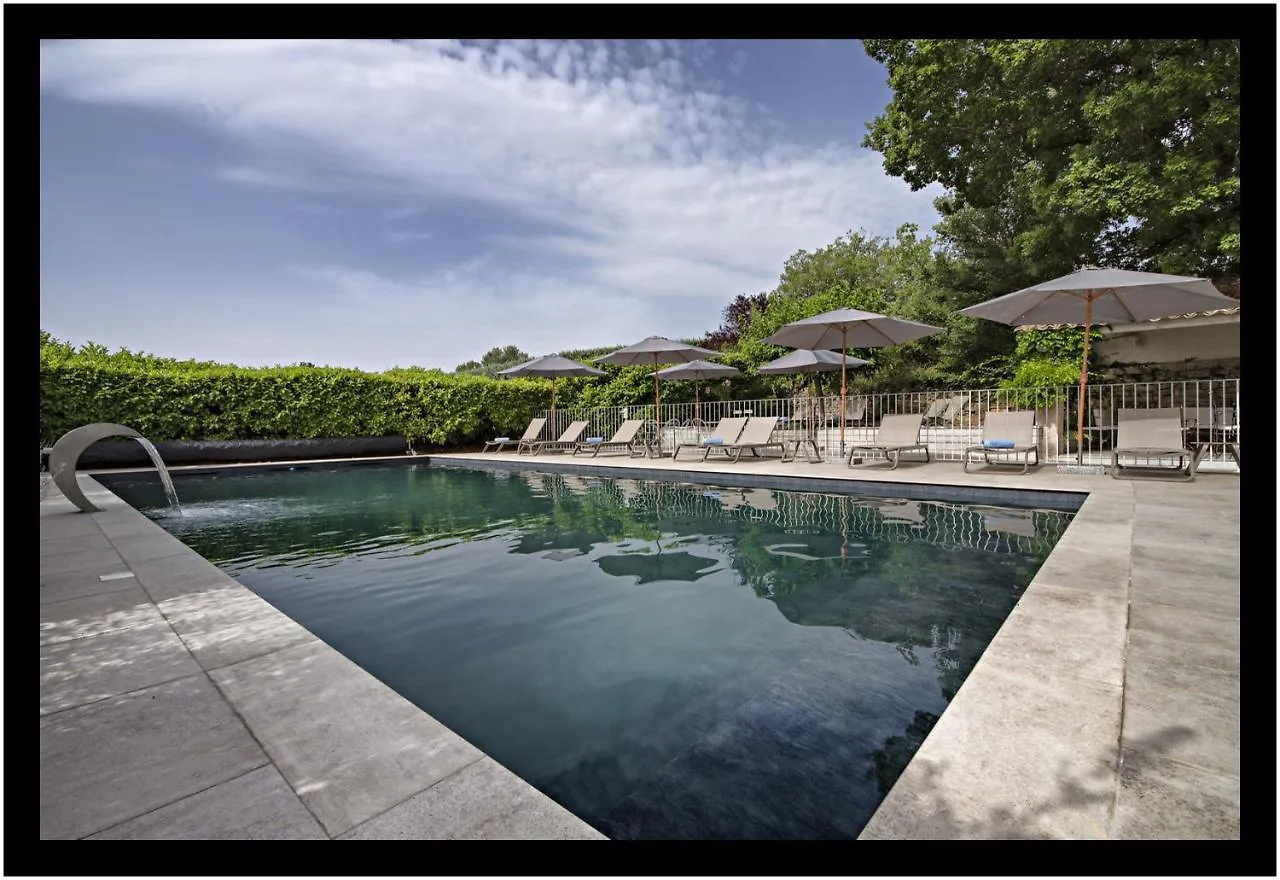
[536,378,1240,471]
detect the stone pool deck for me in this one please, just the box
[39,452,1240,839]
[39,472,607,840]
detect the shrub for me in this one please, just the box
[39,336,550,447]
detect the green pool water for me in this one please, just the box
[100,462,1076,840]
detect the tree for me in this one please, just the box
[701,293,769,351]
[863,39,1240,280]
[719,225,1016,392]
[453,345,531,377]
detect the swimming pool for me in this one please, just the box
[100,462,1076,840]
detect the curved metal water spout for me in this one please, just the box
[49,423,182,514]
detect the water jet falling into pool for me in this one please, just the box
[131,436,182,514]
[48,423,182,514]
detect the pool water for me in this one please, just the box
[101,463,1076,840]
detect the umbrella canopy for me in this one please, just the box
[757,349,870,374]
[758,349,872,440]
[497,355,606,431]
[595,337,719,445]
[956,267,1237,326]
[957,267,1238,460]
[653,359,741,427]
[761,308,942,350]
[593,336,718,367]
[498,355,609,379]
[762,309,942,454]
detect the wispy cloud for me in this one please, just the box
[213,165,310,190]
[40,39,940,365]
[386,230,435,243]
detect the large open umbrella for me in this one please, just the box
[652,359,740,429]
[957,267,1238,461]
[759,349,871,453]
[594,336,717,449]
[762,309,942,455]
[497,355,606,435]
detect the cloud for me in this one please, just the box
[386,230,435,243]
[214,165,311,189]
[286,260,654,368]
[40,39,941,360]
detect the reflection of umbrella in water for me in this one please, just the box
[596,550,719,584]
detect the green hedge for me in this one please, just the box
[39,359,551,448]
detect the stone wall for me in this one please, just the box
[1096,358,1241,385]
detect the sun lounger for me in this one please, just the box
[846,413,930,469]
[484,417,546,453]
[938,395,970,427]
[922,397,951,425]
[673,417,747,461]
[519,420,588,455]
[963,410,1038,474]
[710,416,785,463]
[1110,408,1206,481]
[573,419,646,458]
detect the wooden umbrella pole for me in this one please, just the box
[653,353,661,454]
[695,382,700,429]
[1077,295,1093,464]
[551,380,557,435]
[840,328,848,456]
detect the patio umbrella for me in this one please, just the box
[594,336,718,444]
[758,349,871,442]
[957,267,1238,461]
[762,309,942,455]
[497,355,606,434]
[652,359,741,428]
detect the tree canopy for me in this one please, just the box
[863,39,1240,282]
[453,344,532,377]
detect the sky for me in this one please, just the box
[40,39,943,372]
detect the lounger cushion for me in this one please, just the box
[585,437,604,443]
[703,437,724,445]
[492,437,509,442]
[983,439,1016,449]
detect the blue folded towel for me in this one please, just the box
[492,437,509,442]
[702,437,724,445]
[983,439,1016,449]
[585,437,604,443]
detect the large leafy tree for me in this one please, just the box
[722,225,1016,392]
[863,39,1240,282]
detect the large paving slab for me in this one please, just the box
[208,638,486,837]
[88,766,328,840]
[1112,749,1240,840]
[39,675,269,839]
[40,619,204,715]
[155,584,318,671]
[40,587,168,646]
[856,651,1123,839]
[340,758,606,840]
